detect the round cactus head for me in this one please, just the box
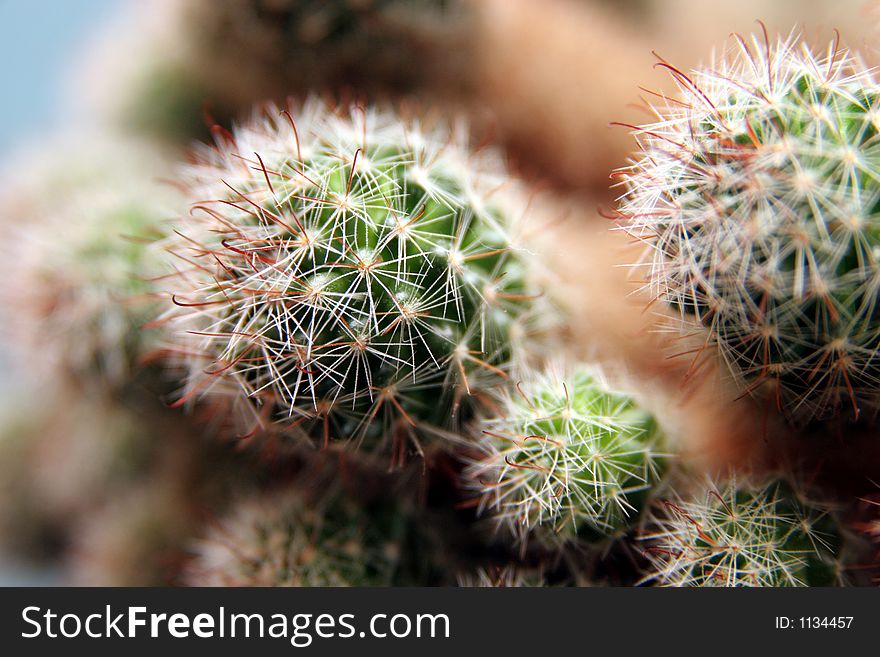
[617,31,880,422]
[185,487,410,586]
[465,364,666,545]
[155,99,543,456]
[640,476,845,587]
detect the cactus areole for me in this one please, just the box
[618,33,880,422]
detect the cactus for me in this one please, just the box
[2,138,170,389]
[155,99,544,456]
[185,485,420,586]
[639,475,845,586]
[617,31,880,421]
[464,364,666,545]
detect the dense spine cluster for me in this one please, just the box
[639,476,844,586]
[465,365,666,544]
[156,100,542,455]
[617,32,880,421]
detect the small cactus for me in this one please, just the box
[639,475,845,587]
[617,31,880,421]
[185,486,413,586]
[465,364,666,545]
[155,99,544,456]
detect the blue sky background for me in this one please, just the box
[0,0,121,152]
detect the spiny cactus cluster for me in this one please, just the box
[155,99,543,456]
[465,364,666,545]
[618,32,880,422]
[5,3,880,593]
[639,476,845,586]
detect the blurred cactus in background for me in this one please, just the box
[77,0,476,146]
[153,99,547,459]
[0,136,173,391]
[618,32,880,423]
[186,477,442,586]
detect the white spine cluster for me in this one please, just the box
[156,99,547,454]
[617,31,880,421]
[465,364,665,544]
[639,476,844,587]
